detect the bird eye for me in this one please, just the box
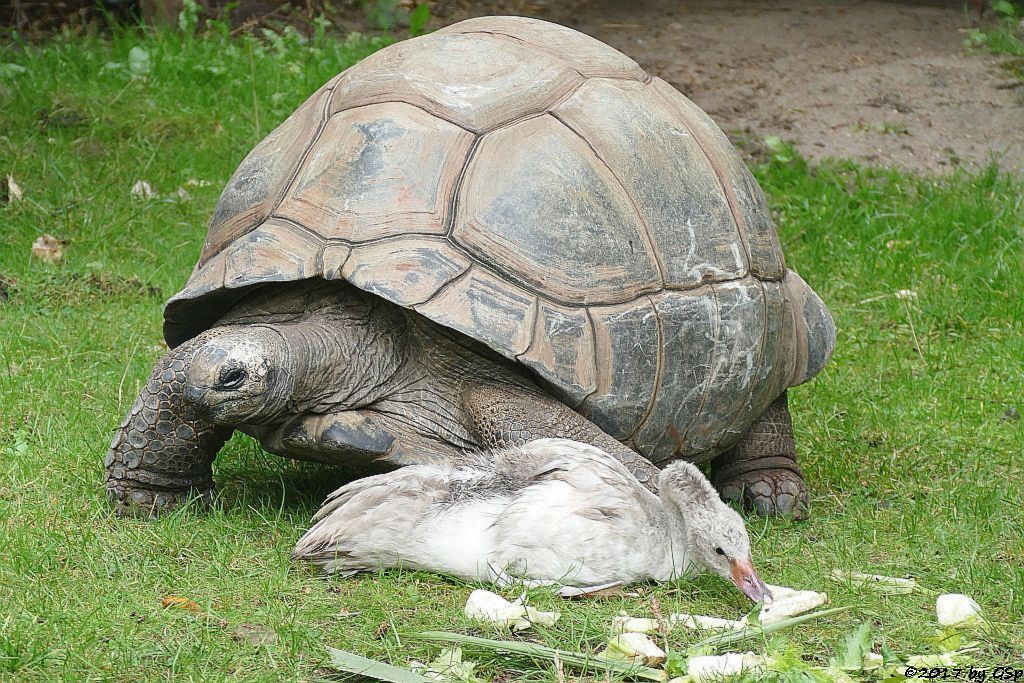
[715,547,726,556]
[218,367,247,389]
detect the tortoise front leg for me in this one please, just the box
[261,411,394,464]
[462,385,661,492]
[105,333,231,516]
[256,409,433,473]
[711,390,810,518]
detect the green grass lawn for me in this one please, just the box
[1,21,1022,682]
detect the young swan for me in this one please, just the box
[294,438,770,601]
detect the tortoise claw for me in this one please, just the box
[716,468,809,519]
[105,482,215,518]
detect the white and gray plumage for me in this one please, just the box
[293,438,769,601]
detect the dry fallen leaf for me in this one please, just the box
[0,275,15,302]
[230,622,278,647]
[161,595,201,612]
[131,179,156,199]
[31,234,64,262]
[3,174,23,204]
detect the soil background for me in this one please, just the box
[6,0,1022,173]
[436,0,1023,174]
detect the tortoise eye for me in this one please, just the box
[218,367,247,389]
[715,547,726,556]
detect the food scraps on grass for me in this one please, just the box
[31,234,64,262]
[686,652,767,682]
[671,613,748,631]
[611,584,827,636]
[599,632,668,667]
[613,613,746,633]
[935,593,983,627]
[758,584,829,626]
[831,569,918,594]
[463,589,559,630]
[411,646,482,682]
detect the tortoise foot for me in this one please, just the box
[105,481,215,518]
[715,467,809,519]
[104,332,231,518]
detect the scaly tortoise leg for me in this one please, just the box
[255,410,426,472]
[711,390,810,519]
[105,331,232,517]
[462,384,661,492]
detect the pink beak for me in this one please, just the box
[730,557,771,602]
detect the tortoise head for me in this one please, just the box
[183,326,295,425]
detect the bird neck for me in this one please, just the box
[660,487,697,580]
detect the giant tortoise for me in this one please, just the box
[105,16,835,517]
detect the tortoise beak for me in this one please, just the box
[730,557,770,603]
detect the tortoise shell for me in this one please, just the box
[165,16,835,464]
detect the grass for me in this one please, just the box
[965,11,1024,58]
[1,18,1023,682]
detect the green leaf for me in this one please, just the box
[325,646,432,683]
[821,664,858,683]
[927,627,962,652]
[665,650,688,677]
[833,623,873,670]
[366,0,403,30]
[993,0,1016,17]
[424,646,482,682]
[880,644,902,666]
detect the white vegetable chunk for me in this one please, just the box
[611,615,660,634]
[935,593,982,626]
[670,613,747,630]
[464,589,525,622]
[831,570,917,594]
[599,632,667,667]
[758,585,828,625]
[523,605,560,627]
[687,652,766,682]
[463,589,559,630]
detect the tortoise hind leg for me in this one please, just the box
[711,390,810,519]
[105,333,231,516]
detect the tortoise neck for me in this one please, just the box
[274,291,409,414]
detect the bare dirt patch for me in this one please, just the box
[444,0,1024,174]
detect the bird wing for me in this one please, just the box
[293,464,459,574]
[489,439,668,585]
